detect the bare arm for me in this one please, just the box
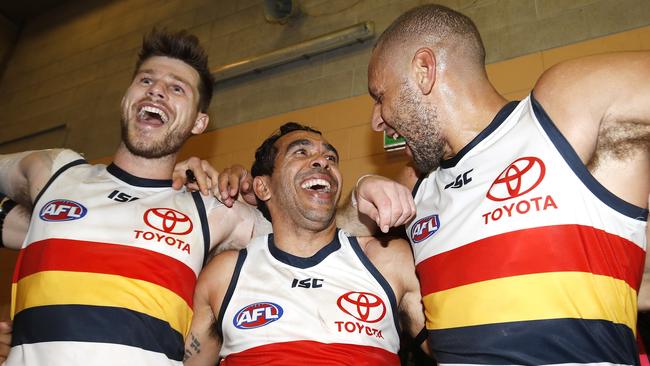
[361,236,430,355]
[337,171,417,236]
[390,238,430,355]
[1,199,30,250]
[184,250,239,365]
[0,149,70,207]
[534,51,650,208]
[0,321,10,364]
[206,200,271,253]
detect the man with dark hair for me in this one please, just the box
[249,122,322,221]
[354,3,649,364]
[182,122,427,365]
[0,29,269,366]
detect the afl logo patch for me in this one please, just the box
[410,214,440,243]
[39,199,87,221]
[234,302,283,329]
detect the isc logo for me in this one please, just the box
[39,199,87,222]
[410,214,440,243]
[233,302,283,329]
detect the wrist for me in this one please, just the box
[351,174,376,208]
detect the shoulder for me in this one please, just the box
[197,249,241,296]
[359,236,412,256]
[534,52,650,114]
[357,236,415,276]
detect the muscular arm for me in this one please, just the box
[2,202,30,250]
[184,250,239,366]
[361,236,430,355]
[337,167,419,236]
[534,51,650,208]
[206,200,271,253]
[0,149,69,207]
[391,239,430,355]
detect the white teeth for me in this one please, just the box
[301,179,331,192]
[139,105,169,123]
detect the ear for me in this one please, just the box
[412,47,436,95]
[253,176,271,202]
[191,112,209,135]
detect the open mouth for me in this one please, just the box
[137,105,169,125]
[301,178,332,193]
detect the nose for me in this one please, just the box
[146,80,166,100]
[310,155,329,170]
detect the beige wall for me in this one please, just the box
[0,2,649,316]
[1,0,650,159]
[169,25,650,202]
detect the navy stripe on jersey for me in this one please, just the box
[530,94,648,221]
[33,159,87,207]
[217,249,248,340]
[412,177,424,199]
[267,232,341,269]
[429,318,639,365]
[441,101,519,169]
[348,235,401,335]
[191,190,211,266]
[107,163,173,187]
[13,304,185,361]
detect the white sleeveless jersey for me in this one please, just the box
[218,230,401,365]
[407,95,648,365]
[8,151,216,366]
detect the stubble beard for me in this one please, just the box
[395,83,446,174]
[120,116,192,159]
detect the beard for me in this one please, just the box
[394,83,446,174]
[120,117,192,159]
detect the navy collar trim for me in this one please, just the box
[268,230,341,269]
[107,163,172,188]
[441,101,520,169]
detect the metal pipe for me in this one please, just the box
[211,21,375,83]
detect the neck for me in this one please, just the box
[271,221,338,258]
[442,75,509,156]
[112,143,177,180]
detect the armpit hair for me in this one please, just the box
[587,120,650,170]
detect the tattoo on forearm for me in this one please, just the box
[183,333,201,361]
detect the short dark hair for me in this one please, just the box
[251,122,322,222]
[377,4,485,66]
[135,28,214,112]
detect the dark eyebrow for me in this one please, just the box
[285,139,339,160]
[324,143,339,160]
[136,69,191,88]
[285,139,312,153]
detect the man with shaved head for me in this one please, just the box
[353,3,649,365]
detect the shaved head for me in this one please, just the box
[375,4,485,69]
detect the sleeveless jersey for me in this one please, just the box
[218,230,401,365]
[8,151,213,366]
[407,95,648,365]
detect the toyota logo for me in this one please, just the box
[337,291,386,323]
[486,156,545,201]
[143,208,193,235]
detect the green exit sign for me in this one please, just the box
[383,131,405,151]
